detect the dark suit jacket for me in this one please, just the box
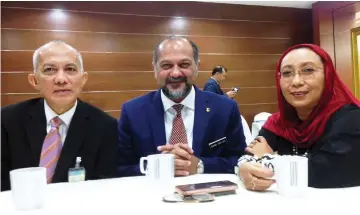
[203,78,224,95]
[117,86,246,177]
[1,98,118,191]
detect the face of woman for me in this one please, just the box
[279,48,325,113]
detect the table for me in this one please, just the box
[1,174,360,215]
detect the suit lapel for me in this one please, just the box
[147,90,166,149]
[193,87,212,155]
[25,99,47,165]
[211,78,223,95]
[216,81,224,95]
[52,100,89,182]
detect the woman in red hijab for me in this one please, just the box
[238,44,360,190]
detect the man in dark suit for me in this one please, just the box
[117,36,246,177]
[1,41,118,191]
[203,66,236,98]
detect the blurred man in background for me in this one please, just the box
[203,66,237,98]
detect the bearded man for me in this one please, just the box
[117,36,246,177]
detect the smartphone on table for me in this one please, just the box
[175,180,238,196]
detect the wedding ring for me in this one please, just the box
[251,177,257,190]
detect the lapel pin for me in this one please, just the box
[206,107,211,112]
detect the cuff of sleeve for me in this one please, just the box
[237,155,258,167]
[197,159,204,174]
[234,155,258,176]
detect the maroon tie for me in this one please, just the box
[169,104,188,145]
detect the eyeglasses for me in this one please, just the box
[279,67,323,81]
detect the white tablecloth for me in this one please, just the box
[1,174,360,215]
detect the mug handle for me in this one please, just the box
[140,157,147,174]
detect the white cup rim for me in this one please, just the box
[275,155,308,161]
[147,154,174,158]
[10,167,46,174]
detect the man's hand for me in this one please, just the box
[188,155,199,175]
[246,136,274,158]
[157,143,193,159]
[226,90,236,98]
[157,143,199,176]
[239,162,275,191]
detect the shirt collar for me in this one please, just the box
[44,99,77,127]
[211,77,218,84]
[161,85,195,112]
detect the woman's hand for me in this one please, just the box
[246,136,274,158]
[238,162,275,191]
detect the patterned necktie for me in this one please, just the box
[39,116,63,183]
[169,104,188,145]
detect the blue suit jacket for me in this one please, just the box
[117,86,246,176]
[203,78,224,95]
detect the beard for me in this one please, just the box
[162,76,192,101]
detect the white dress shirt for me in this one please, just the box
[44,100,77,145]
[161,86,195,148]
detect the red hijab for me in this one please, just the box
[263,44,360,148]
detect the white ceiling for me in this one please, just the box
[196,1,316,9]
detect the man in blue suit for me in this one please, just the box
[203,66,236,98]
[117,36,246,177]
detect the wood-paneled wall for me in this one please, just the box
[312,1,360,95]
[1,1,313,124]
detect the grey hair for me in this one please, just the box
[32,40,84,73]
[152,35,200,67]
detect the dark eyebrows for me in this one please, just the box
[158,59,193,67]
[159,60,171,65]
[180,60,191,64]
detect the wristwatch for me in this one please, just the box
[197,160,204,174]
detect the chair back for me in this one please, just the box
[251,112,272,138]
[240,115,253,145]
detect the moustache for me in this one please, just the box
[166,76,187,84]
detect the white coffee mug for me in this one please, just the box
[272,155,308,197]
[10,167,47,210]
[140,154,174,180]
